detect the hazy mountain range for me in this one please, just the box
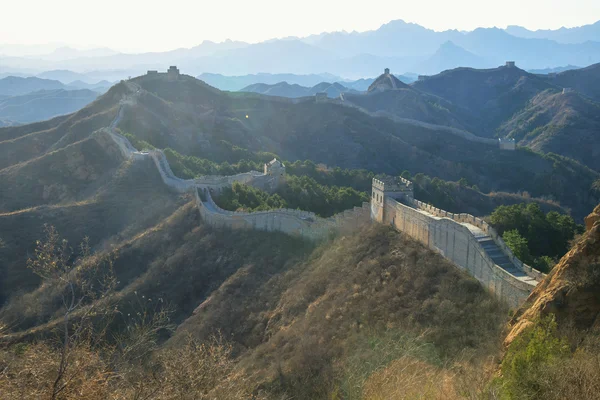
[0,76,105,125]
[2,20,600,79]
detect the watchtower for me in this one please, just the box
[371,176,414,222]
[167,66,180,81]
[498,138,516,150]
[505,61,516,68]
[384,68,390,75]
[315,92,327,103]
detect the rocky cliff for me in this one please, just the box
[505,204,600,345]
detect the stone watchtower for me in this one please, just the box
[371,176,414,223]
[264,158,285,188]
[384,68,390,75]
[498,138,516,150]
[167,66,180,81]
[505,61,516,68]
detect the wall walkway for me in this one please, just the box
[373,196,544,307]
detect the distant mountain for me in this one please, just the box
[37,69,92,83]
[339,78,375,91]
[0,89,98,124]
[414,41,493,75]
[0,76,66,96]
[240,82,310,98]
[3,20,600,79]
[528,65,581,74]
[67,80,113,93]
[198,73,342,91]
[36,46,119,60]
[505,21,600,44]
[240,81,359,98]
[310,82,360,97]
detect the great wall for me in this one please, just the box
[102,76,542,308]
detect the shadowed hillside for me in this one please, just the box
[412,65,557,136]
[499,90,600,170]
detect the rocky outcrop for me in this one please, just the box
[585,205,600,231]
[505,204,600,345]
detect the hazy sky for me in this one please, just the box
[2,0,600,53]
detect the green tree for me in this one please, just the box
[499,315,570,399]
[503,229,533,264]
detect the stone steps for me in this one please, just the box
[477,237,533,281]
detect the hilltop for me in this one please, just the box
[367,69,410,92]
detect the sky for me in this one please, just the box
[2,0,600,53]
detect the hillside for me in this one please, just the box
[545,62,600,102]
[343,87,475,131]
[499,90,600,170]
[0,89,98,124]
[412,64,557,136]
[0,201,508,398]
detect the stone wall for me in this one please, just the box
[379,198,533,307]
[195,189,371,242]
[412,200,545,282]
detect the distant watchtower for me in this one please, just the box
[264,158,286,188]
[384,68,390,75]
[506,61,516,68]
[315,92,327,103]
[167,66,180,81]
[499,138,516,150]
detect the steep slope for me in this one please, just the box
[506,204,600,344]
[0,82,126,170]
[0,157,185,304]
[546,63,600,102]
[0,89,98,124]
[412,65,557,136]
[499,90,600,171]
